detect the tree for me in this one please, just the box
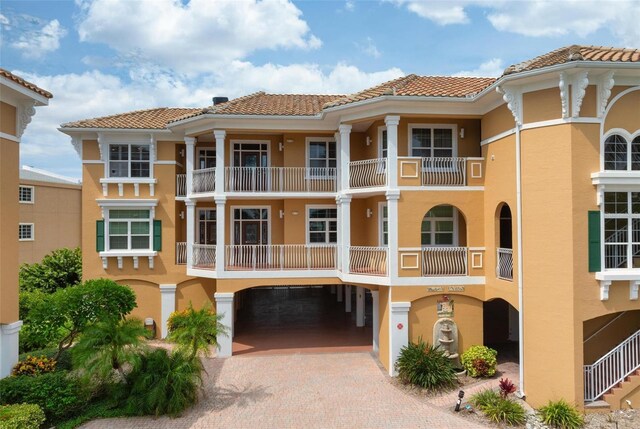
[19,248,82,293]
[167,303,228,361]
[27,279,137,359]
[72,318,148,382]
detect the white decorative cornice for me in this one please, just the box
[149,134,157,163]
[597,71,615,118]
[97,133,106,161]
[496,86,522,126]
[17,101,36,138]
[184,136,196,145]
[571,71,589,118]
[384,115,400,127]
[559,72,569,118]
[71,137,82,158]
[213,130,226,140]
[338,124,352,134]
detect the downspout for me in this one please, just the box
[515,121,525,399]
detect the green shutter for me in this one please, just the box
[153,220,162,251]
[588,211,601,272]
[96,220,105,252]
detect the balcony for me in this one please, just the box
[348,246,388,276]
[224,167,336,193]
[496,248,513,281]
[176,174,186,197]
[349,159,387,188]
[224,244,337,271]
[193,167,216,194]
[193,244,216,270]
[176,242,186,264]
[422,247,468,276]
[421,157,467,186]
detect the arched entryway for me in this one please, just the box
[232,285,374,355]
[483,298,519,362]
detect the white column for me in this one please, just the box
[340,195,352,273]
[159,284,176,339]
[214,292,234,357]
[0,321,23,378]
[385,116,400,188]
[337,285,343,302]
[344,285,352,312]
[186,200,195,267]
[214,130,226,193]
[356,286,365,327]
[339,124,352,191]
[185,137,195,197]
[390,301,411,376]
[386,190,400,278]
[215,196,226,275]
[371,291,379,352]
[336,196,342,271]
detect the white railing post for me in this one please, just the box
[215,196,225,276]
[185,201,195,267]
[214,130,225,193]
[184,137,195,197]
[385,115,400,188]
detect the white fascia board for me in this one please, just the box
[96,198,158,207]
[0,77,49,106]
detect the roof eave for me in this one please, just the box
[167,112,326,129]
[58,127,173,134]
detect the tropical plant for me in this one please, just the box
[11,355,57,376]
[461,345,498,378]
[499,377,517,399]
[124,348,202,417]
[19,347,72,372]
[19,247,82,293]
[72,318,148,382]
[538,400,584,429]
[27,279,137,359]
[470,388,501,411]
[482,398,526,426]
[0,404,46,429]
[395,337,457,390]
[167,303,228,360]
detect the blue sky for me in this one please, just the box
[1,0,638,178]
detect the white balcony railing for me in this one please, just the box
[176,242,187,265]
[225,167,336,193]
[225,244,337,270]
[421,157,466,186]
[192,244,216,270]
[496,247,513,281]
[349,159,387,188]
[422,247,468,276]
[176,174,186,197]
[584,329,640,402]
[192,167,216,194]
[348,246,388,276]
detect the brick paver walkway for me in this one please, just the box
[81,352,489,429]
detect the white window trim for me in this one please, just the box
[602,191,640,270]
[305,204,338,245]
[378,126,387,159]
[230,205,271,245]
[19,223,34,241]
[105,209,154,252]
[18,185,34,204]
[602,129,640,172]
[305,137,337,177]
[421,207,459,247]
[197,207,217,244]
[407,123,458,158]
[379,201,388,247]
[230,140,271,168]
[198,147,216,170]
[106,142,154,179]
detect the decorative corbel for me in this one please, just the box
[571,71,589,118]
[16,101,36,138]
[133,256,139,270]
[71,137,82,158]
[496,86,522,126]
[600,280,611,301]
[148,256,154,269]
[149,134,157,163]
[597,71,615,118]
[559,72,569,118]
[631,281,639,301]
[596,186,605,206]
[117,256,123,269]
[102,257,108,269]
[97,133,107,162]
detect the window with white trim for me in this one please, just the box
[307,207,337,244]
[199,149,216,169]
[308,139,336,176]
[198,209,216,244]
[603,192,640,269]
[19,186,34,203]
[604,134,640,171]
[109,144,150,178]
[421,205,456,246]
[19,223,34,241]
[379,128,388,159]
[410,126,455,158]
[107,209,151,250]
[380,203,388,246]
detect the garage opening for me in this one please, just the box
[232,286,374,355]
[483,298,519,362]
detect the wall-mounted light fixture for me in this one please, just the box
[366,208,373,218]
[179,211,185,220]
[279,142,284,151]
[459,128,465,139]
[292,210,300,216]
[179,149,185,157]
[366,136,371,146]
[279,209,285,219]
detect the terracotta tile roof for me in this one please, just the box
[503,45,640,75]
[61,107,202,129]
[323,75,496,108]
[0,68,53,99]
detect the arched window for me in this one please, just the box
[604,134,627,171]
[633,136,640,170]
[421,205,456,246]
[499,205,512,249]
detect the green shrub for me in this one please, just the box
[470,388,501,411]
[483,397,526,426]
[461,345,497,377]
[167,302,228,360]
[0,371,85,422]
[19,347,72,371]
[395,337,457,390]
[0,403,45,429]
[11,355,57,376]
[539,400,584,429]
[125,349,202,417]
[19,247,82,293]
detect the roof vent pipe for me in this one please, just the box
[212,97,229,105]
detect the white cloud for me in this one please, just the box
[11,19,67,58]
[0,14,9,25]
[389,0,471,25]
[356,37,382,58]
[454,58,504,77]
[76,0,322,73]
[345,0,356,12]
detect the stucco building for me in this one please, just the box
[18,166,82,265]
[0,69,51,377]
[59,45,640,410]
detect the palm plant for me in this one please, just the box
[71,317,148,382]
[167,303,229,360]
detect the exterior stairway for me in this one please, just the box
[602,368,640,410]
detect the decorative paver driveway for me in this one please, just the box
[82,352,488,429]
